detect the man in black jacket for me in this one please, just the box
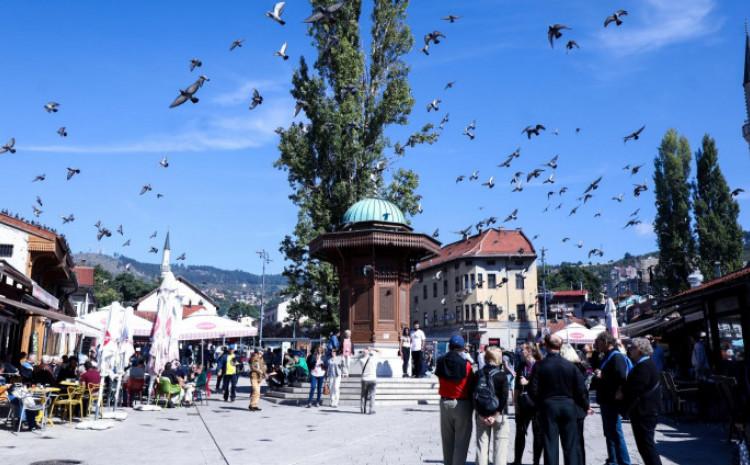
[623,338,663,465]
[531,335,589,465]
[594,331,632,465]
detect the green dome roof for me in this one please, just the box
[342,198,407,226]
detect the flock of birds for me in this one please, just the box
[1,2,745,268]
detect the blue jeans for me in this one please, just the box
[600,403,631,465]
[308,376,324,405]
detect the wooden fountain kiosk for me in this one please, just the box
[309,198,441,377]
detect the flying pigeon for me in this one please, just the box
[427,99,441,112]
[294,100,308,117]
[0,138,16,154]
[122,239,131,247]
[303,1,345,23]
[612,193,624,202]
[149,231,157,239]
[588,248,604,258]
[140,184,152,195]
[482,176,495,189]
[526,168,545,182]
[266,2,286,25]
[566,40,580,51]
[569,206,579,216]
[594,211,602,218]
[442,15,460,23]
[57,127,68,137]
[32,174,45,182]
[624,125,645,143]
[149,247,159,254]
[604,10,628,27]
[61,214,75,224]
[66,167,80,180]
[731,188,745,197]
[275,42,289,60]
[421,44,431,55]
[576,241,584,249]
[44,102,60,113]
[503,209,518,223]
[35,196,43,207]
[230,39,244,51]
[633,183,648,197]
[562,237,571,243]
[558,186,568,195]
[444,81,456,90]
[522,124,545,139]
[125,263,132,271]
[630,208,641,217]
[629,164,643,176]
[157,193,165,199]
[546,155,559,169]
[117,225,124,235]
[97,228,112,241]
[547,191,556,200]
[32,205,42,218]
[455,175,465,183]
[169,75,209,108]
[469,170,479,181]
[176,253,186,261]
[624,218,642,229]
[160,156,169,168]
[584,176,603,194]
[432,228,439,238]
[189,58,202,72]
[543,173,555,184]
[439,113,450,130]
[424,31,446,45]
[548,24,571,48]
[249,89,264,110]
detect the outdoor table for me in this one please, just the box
[59,381,80,387]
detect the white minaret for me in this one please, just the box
[161,231,171,277]
[743,29,750,149]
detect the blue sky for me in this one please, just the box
[1,0,748,275]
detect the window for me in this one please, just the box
[471,305,477,321]
[443,279,448,295]
[443,308,449,322]
[433,282,438,298]
[470,274,476,289]
[476,273,483,288]
[477,304,484,320]
[490,304,500,320]
[517,304,528,322]
[455,276,460,292]
[463,275,469,290]
[454,262,460,270]
[423,312,429,327]
[414,295,419,305]
[418,273,423,283]
[423,285,427,300]
[465,305,470,321]
[433,310,438,323]
[0,244,12,257]
[455,306,461,322]
[516,273,525,289]
[488,273,497,289]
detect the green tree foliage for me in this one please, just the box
[274,0,436,325]
[653,129,695,294]
[92,265,157,307]
[693,135,744,280]
[544,263,603,296]
[225,302,259,320]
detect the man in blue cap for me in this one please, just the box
[435,334,474,465]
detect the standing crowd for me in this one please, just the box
[437,332,664,465]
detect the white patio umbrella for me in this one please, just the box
[79,308,153,337]
[147,272,183,400]
[177,314,257,341]
[51,319,101,338]
[604,297,619,339]
[553,322,595,345]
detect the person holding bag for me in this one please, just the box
[513,343,543,465]
[474,346,510,465]
[326,348,344,408]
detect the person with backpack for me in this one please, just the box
[594,331,632,465]
[435,335,474,465]
[474,346,510,465]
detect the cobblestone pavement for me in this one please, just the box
[1,377,731,465]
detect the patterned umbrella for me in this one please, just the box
[148,271,182,377]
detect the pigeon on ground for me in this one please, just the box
[32,206,42,217]
[731,188,745,197]
[44,102,60,113]
[57,127,68,137]
[548,24,571,48]
[0,138,16,154]
[275,42,289,60]
[266,2,286,25]
[61,214,75,224]
[249,89,264,110]
[604,10,628,27]
[66,167,80,180]
[160,156,169,168]
[566,40,580,52]
[442,15,460,23]
[189,58,202,72]
[169,75,210,108]
[140,184,152,195]
[303,1,345,23]
[427,99,441,112]
[522,124,545,139]
[624,125,645,143]
[230,39,244,51]
[633,183,648,197]
[32,174,45,182]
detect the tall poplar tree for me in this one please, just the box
[693,135,744,280]
[653,129,695,295]
[274,0,437,326]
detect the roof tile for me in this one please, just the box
[416,228,535,271]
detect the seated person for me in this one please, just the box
[7,384,38,431]
[57,358,78,383]
[31,356,56,386]
[162,361,185,406]
[79,361,102,387]
[17,353,34,381]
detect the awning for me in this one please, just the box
[51,319,102,338]
[0,294,73,323]
[177,314,257,341]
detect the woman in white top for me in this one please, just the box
[326,349,344,408]
[398,327,411,377]
[306,346,327,408]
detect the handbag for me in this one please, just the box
[518,390,535,411]
[323,382,330,396]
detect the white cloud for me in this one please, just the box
[634,221,655,237]
[22,99,295,154]
[596,0,720,56]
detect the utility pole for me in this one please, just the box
[256,249,271,348]
[541,247,549,331]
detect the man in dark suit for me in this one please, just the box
[623,337,663,465]
[594,331,632,465]
[531,334,590,465]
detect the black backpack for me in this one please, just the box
[473,368,501,416]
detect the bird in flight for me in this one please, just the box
[176,253,186,261]
[32,174,45,182]
[566,40,580,52]
[44,102,60,113]
[629,164,644,176]
[140,184,153,195]
[442,15,460,23]
[32,205,42,218]
[545,155,559,169]
[0,138,16,154]
[588,248,604,258]
[731,188,745,197]
[61,214,75,224]
[444,81,456,90]
[455,175,465,183]
[97,227,112,241]
[249,89,264,110]
[229,39,244,51]
[543,173,555,184]
[624,125,646,143]
[149,231,158,239]
[117,225,124,235]
[624,218,642,229]
[427,99,441,112]
[604,10,628,28]
[522,124,545,139]
[266,2,286,25]
[160,156,169,168]
[469,170,479,181]
[424,31,446,46]
[275,42,289,60]
[122,239,131,247]
[526,168,545,183]
[584,176,603,194]
[633,183,648,197]
[482,176,495,189]
[189,58,202,72]
[630,208,641,217]
[548,24,571,48]
[303,2,345,23]
[612,193,624,202]
[503,209,518,223]
[149,247,159,254]
[57,127,68,137]
[35,196,43,207]
[169,75,209,108]
[66,167,80,180]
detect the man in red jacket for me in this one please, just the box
[436,335,474,465]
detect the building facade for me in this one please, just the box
[71,266,96,317]
[411,228,538,349]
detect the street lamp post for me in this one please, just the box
[256,249,271,348]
